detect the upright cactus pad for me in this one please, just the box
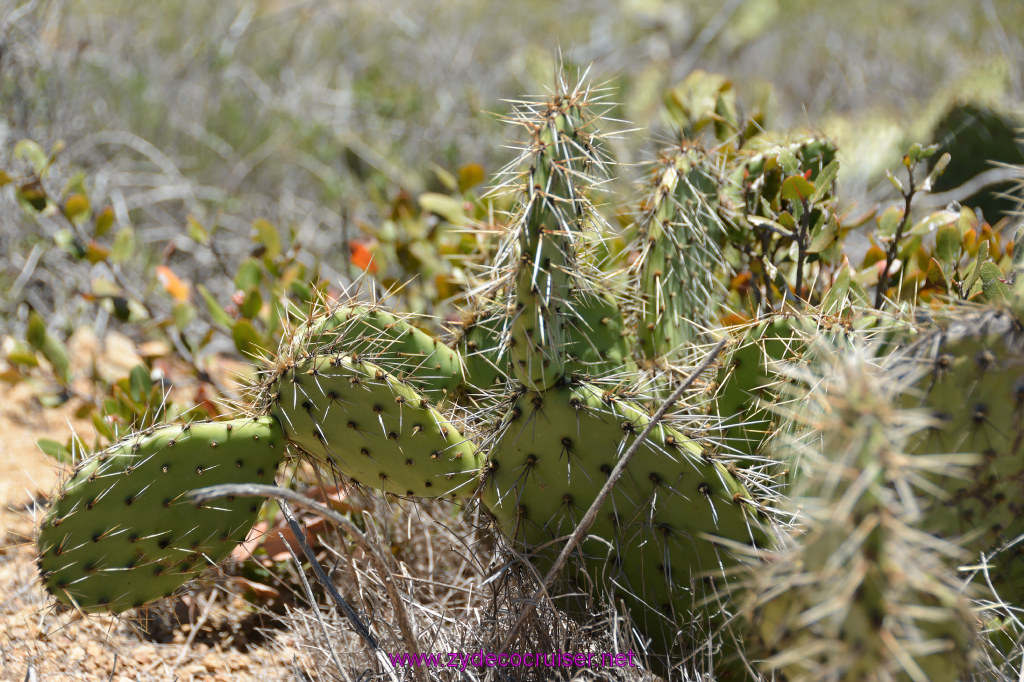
[37,418,284,613]
[739,353,978,682]
[631,145,725,361]
[263,353,482,499]
[497,88,611,391]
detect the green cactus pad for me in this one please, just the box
[632,146,725,360]
[266,353,482,498]
[452,308,511,392]
[288,303,463,399]
[563,291,635,379]
[740,355,977,682]
[484,379,768,660]
[901,309,1024,606]
[36,418,284,613]
[503,94,607,391]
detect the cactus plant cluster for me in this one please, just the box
[35,73,1024,679]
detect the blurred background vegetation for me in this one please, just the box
[1,0,1022,412]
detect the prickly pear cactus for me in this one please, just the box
[37,418,284,612]
[33,72,1024,680]
[484,377,769,661]
[738,351,979,682]
[498,91,607,391]
[261,352,483,499]
[629,145,725,360]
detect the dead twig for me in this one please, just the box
[190,484,418,682]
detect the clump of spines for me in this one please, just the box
[736,349,979,681]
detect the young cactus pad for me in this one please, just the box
[37,418,283,613]
[631,145,724,360]
[501,90,609,391]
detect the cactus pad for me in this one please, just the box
[36,418,284,613]
[289,303,464,399]
[265,353,482,498]
[484,378,768,659]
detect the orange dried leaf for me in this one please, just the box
[349,241,378,273]
[720,312,750,327]
[155,265,189,301]
[232,521,270,562]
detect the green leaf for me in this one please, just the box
[877,206,903,238]
[430,163,458,192]
[1012,223,1024,272]
[94,206,115,237]
[234,258,262,292]
[807,214,839,254]
[240,288,263,319]
[908,210,955,237]
[172,301,196,330]
[820,264,851,314]
[810,160,839,203]
[64,193,90,223]
[457,163,486,192]
[5,342,38,367]
[186,215,210,245]
[979,263,1010,302]
[781,175,814,203]
[232,319,267,359]
[919,152,951,192]
[14,139,48,174]
[419,192,466,225]
[128,365,153,403]
[40,335,72,385]
[252,219,281,260]
[978,261,1004,281]
[906,142,938,164]
[26,311,47,350]
[926,257,946,286]
[37,438,73,464]
[963,240,991,294]
[197,284,234,328]
[111,226,135,263]
[935,222,961,263]
[885,169,904,194]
